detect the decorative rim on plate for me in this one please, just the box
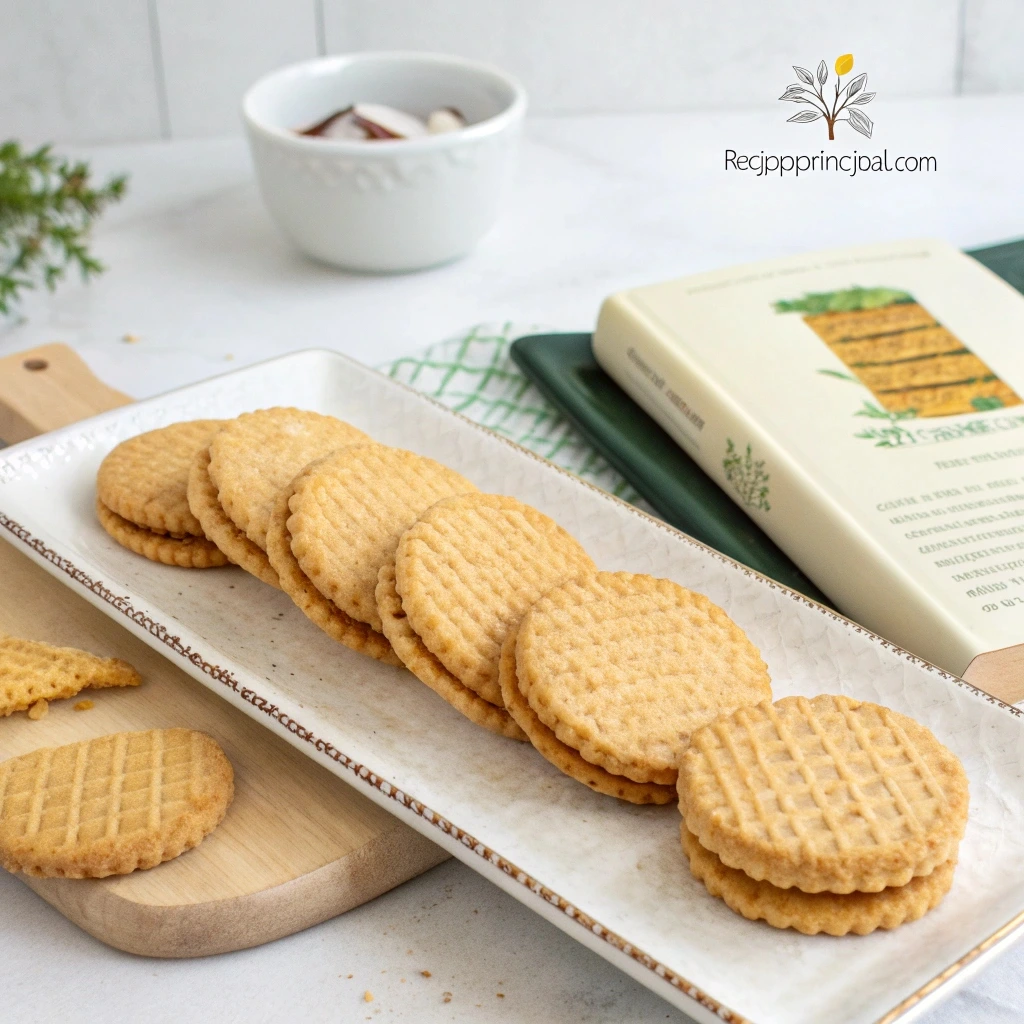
[2,351,1021,1024]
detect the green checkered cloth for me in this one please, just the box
[382,323,645,507]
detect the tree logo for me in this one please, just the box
[779,54,875,140]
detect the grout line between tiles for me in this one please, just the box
[953,0,969,95]
[146,0,173,139]
[314,0,327,57]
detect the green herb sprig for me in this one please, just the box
[0,141,127,316]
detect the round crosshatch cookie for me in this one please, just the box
[266,486,401,666]
[207,408,369,550]
[97,420,225,537]
[394,493,595,706]
[187,448,280,589]
[499,627,675,804]
[0,729,233,878]
[680,825,956,936]
[288,444,477,632]
[96,499,229,568]
[377,560,526,740]
[515,572,771,787]
[678,694,970,894]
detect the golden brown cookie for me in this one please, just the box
[97,420,225,537]
[96,499,229,568]
[207,408,369,550]
[377,559,526,740]
[266,485,401,666]
[0,729,233,878]
[681,824,956,936]
[499,626,674,804]
[395,493,595,706]
[288,444,477,632]
[679,695,970,894]
[1,636,141,718]
[186,448,280,588]
[516,572,771,786]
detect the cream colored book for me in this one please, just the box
[593,239,1024,686]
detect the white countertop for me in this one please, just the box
[3,95,1024,1023]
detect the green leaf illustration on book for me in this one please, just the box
[854,401,918,420]
[971,395,1005,411]
[773,287,913,315]
[817,368,860,383]
[723,439,771,511]
[852,402,919,448]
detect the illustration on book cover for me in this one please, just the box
[774,287,1023,443]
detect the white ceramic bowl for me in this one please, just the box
[242,52,527,272]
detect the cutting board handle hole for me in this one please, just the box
[23,358,49,372]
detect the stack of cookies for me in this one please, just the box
[376,491,597,739]
[677,694,970,935]
[269,443,480,672]
[97,408,776,779]
[96,407,971,929]
[95,420,229,568]
[500,572,772,804]
[190,407,371,590]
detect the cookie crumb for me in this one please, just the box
[363,991,373,1003]
[27,699,48,720]
[420,970,432,978]
[123,333,140,343]
[74,699,95,711]
[442,992,452,1004]
[496,992,505,998]
[347,974,353,979]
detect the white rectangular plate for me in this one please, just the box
[2,350,1023,1024]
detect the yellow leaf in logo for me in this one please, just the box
[835,53,854,76]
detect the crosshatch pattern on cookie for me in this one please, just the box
[0,729,233,878]
[516,571,771,786]
[288,443,477,632]
[96,419,225,537]
[267,485,402,666]
[395,493,596,705]
[376,559,526,739]
[679,694,969,894]
[0,636,141,717]
[186,448,280,588]
[207,408,369,550]
[499,625,675,804]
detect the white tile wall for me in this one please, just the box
[155,0,319,137]
[324,0,962,112]
[0,0,162,144]
[962,0,1024,93]
[0,0,1021,143]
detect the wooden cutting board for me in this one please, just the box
[0,344,448,957]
